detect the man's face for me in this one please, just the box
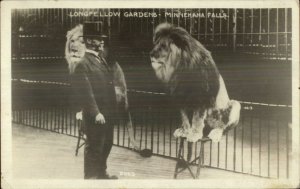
[92,38,105,51]
[85,37,105,52]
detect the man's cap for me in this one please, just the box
[83,22,108,38]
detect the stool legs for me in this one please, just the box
[196,141,204,178]
[174,137,207,179]
[174,138,184,179]
[75,122,85,156]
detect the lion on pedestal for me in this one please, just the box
[150,23,241,143]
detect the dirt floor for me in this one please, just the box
[12,123,272,180]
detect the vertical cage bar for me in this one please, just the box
[157,111,160,154]
[139,111,143,150]
[66,108,69,134]
[128,120,130,148]
[66,109,69,135]
[242,9,245,47]
[145,110,148,149]
[233,127,237,171]
[205,9,208,41]
[250,115,253,173]
[169,113,172,156]
[163,113,166,155]
[73,111,76,136]
[24,109,27,125]
[43,108,46,129]
[195,141,198,162]
[286,122,289,178]
[60,108,63,133]
[225,133,228,169]
[54,107,57,131]
[189,9,192,34]
[233,9,237,52]
[209,140,212,166]
[61,9,64,27]
[27,109,30,127]
[219,9,222,47]
[251,9,254,43]
[133,113,136,142]
[227,8,230,48]
[58,108,61,132]
[212,8,215,44]
[117,113,120,146]
[38,108,42,128]
[267,9,270,58]
[118,8,121,33]
[150,111,154,151]
[217,142,220,168]
[46,108,49,130]
[284,8,288,60]
[152,8,156,33]
[184,8,187,29]
[175,137,178,157]
[63,107,66,134]
[277,120,280,178]
[123,114,126,146]
[241,114,244,172]
[276,8,279,59]
[259,9,262,57]
[259,118,262,176]
[267,112,270,177]
[197,9,201,41]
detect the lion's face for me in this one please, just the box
[150,34,181,83]
[68,31,85,61]
[65,24,86,65]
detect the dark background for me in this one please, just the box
[11,8,292,110]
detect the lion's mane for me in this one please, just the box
[65,24,86,74]
[152,23,220,110]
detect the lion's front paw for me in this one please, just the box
[208,128,224,142]
[173,128,188,138]
[186,128,203,142]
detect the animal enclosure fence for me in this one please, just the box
[11,8,292,63]
[11,89,292,179]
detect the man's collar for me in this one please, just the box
[85,49,109,67]
[86,49,99,57]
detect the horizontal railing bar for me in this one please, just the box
[11,78,292,108]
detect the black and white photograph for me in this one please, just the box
[1,0,299,188]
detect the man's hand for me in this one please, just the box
[76,111,83,121]
[95,113,106,125]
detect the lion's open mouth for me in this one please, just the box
[151,61,163,72]
[150,57,164,68]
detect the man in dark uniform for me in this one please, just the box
[71,22,118,179]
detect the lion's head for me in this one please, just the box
[65,24,86,73]
[150,23,220,108]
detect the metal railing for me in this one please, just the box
[12,8,292,62]
[12,90,291,179]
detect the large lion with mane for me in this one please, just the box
[150,23,241,143]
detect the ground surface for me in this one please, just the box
[12,123,270,180]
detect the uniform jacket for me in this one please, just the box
[71,51,117,125]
